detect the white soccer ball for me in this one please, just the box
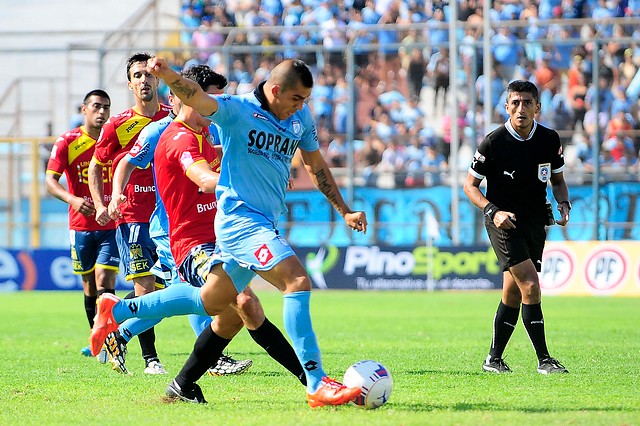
[343,360,393,409]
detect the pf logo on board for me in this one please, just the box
[540,248,574,291]
[584,247,627,294]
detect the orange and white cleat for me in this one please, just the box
[89,293,120,356]
[306,376,361,408]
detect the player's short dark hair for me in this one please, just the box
[182,65,227,91]
[126,52,153,81]
[83,89,110,104]
[274,59,314,93]
[506,80,539,103]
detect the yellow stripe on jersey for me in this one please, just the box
[68,134,96,165]
[115,116,153,148]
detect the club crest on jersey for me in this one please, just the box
[292,120,301,135]
[538,163,551,183]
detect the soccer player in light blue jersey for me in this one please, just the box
[104,66,305,384]
[91,58,367,407]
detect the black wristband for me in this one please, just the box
[558,200,572,211]
[483,203,499,220]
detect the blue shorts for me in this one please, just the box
[213,205,295,291]
[178,243,217,288]
[116,222,157,281]
[150,233,183,286]
[70,230,120,275]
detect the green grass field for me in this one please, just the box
[0,290,638,426]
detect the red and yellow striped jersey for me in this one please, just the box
[46,126,115,231]
[93,105,171,224]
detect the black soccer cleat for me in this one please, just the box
[482,357,512,374]
[166,379,207,404]
[104,331,128,374]
[537,357,569,374]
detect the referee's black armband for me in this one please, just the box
[483,203,499,220]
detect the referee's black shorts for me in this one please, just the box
[484,216,547,272]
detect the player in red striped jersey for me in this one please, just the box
[46,89,119,358]
[87,52,172,374]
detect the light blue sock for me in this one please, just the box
[188,314,212,336]
[112,284,208,323]
[118,318,162,343]
[283,291,325,393]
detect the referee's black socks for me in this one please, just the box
[522,302,550,360]
[489,301,519,359]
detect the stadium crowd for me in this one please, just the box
[169,0,640,187]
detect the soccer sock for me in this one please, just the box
[84,295,97,328]
[282,291,325,393]
[248,317,307,386]
[138,327,158,363]
[187,314,213,337]
[175,326,231,389]
[98,288,116,296]
[111,284,207,323]
[488,301,520,359]
[118,318,162,343]
[522,302,550,360]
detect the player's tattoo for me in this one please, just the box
[169,79,197,99]
[315,168,343,214]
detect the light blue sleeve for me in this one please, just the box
[124,117,171,167]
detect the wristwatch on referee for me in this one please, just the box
[558,200,572,211]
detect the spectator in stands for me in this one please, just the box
[181,6,201,46]
[347,8,375,69]
[619,48,638,87]
[422,141,448,186]
[326,135,347,168]
[568,72,588,129]
[592,0,616,37]
[534,54,559,94]
[547,26,574,77]
[492,26,522,81]
[400,96,425,129]
[332,76,350,134]
[191,17,225,63]
[405,47,427,100]
[371,110,397,141]
[585,69,615,116]
[358,135,384,186]
[603,131,638,167]
[378,139,406,174]
[404,137,427,187]
[605,108,634,141]
[427,47,450,112]
[425,7,448,53]
[475,68,504,115]
[228,58,253,94]
[321,11,348,68]
[311,72,333,131]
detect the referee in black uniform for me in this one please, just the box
[463,80,571,374]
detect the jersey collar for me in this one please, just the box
[505,119,537,141]
[253,81,272,113]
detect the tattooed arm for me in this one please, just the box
[299,148,367,233]
[146,57,219,117]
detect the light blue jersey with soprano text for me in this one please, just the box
[206,84,319,225]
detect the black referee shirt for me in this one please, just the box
[468,120,565,224]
